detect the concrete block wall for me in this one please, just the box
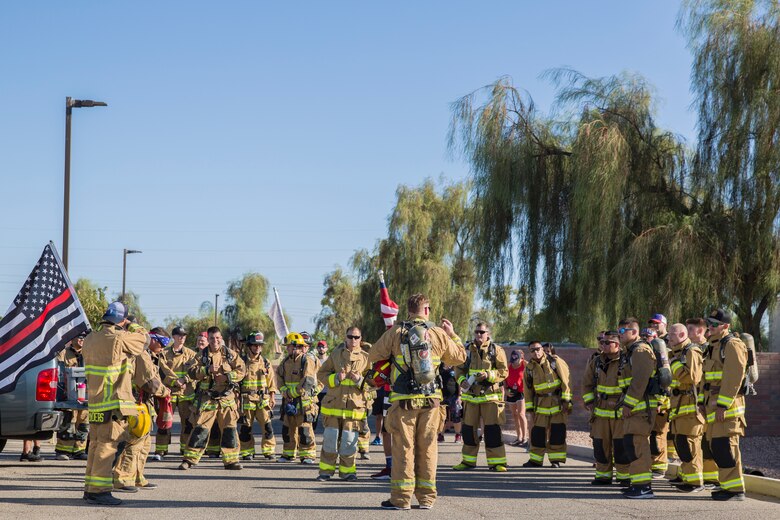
[501,346,780,437]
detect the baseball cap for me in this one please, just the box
[707,308,732,325]
[102,301,128,324]
[640,327,658,338]
[172,326,188,336]
[316,340,327,348]
[199,331,208,338]
[648,314,667,325]
[246,331,265,345]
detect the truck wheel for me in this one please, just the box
[0,439,6,453]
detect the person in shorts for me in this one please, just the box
[505,349,527,447]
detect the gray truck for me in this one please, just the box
[0,359,66,452]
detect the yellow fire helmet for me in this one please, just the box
[127,403,151,438]
[284,332,306,347]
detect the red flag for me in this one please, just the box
[378,270,399,329]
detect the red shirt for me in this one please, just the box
[506,360,525,392]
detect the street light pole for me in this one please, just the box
[62,97,107,270]
[122,249,142,302]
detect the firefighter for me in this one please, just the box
[583,330,631,486]
[523,341,572,468]
[277,332,319,463]
[368,293,467,511]
[453,322,508,471]
[153,326,196,459]
[617,317,657,499]
[686,317,720,489]
[55,331,89,461]
[178,326,246,470]
[665,323,705,492]
[701,309,748,501]
[296,331,321,462]
[239,331,278,461]
[315,326,370,481]
[82,301,149,506]
[646,314,673,477]
[114,333,172,491]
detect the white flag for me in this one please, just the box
[268,287,289,340]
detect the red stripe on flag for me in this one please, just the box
[0,288,71,357]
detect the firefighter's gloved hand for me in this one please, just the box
[459,380,471,392]
[127,323,144,333]
[475,372,487,382]
[348,371,361,382]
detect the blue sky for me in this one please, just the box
[0,1,695,333]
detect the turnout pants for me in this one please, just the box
[671,414,704,486]
[705,417,745,493]
[529,411,567,465]
[590,415,630,482]
[282,413,317,460]
[358,418,370,454]
[84,416,128,494]
[182,400,240,467]
[650,411,669,473]
[56,409,89,456]
[460,400,507,467]
[206,422,222,456]
[114,432,152,487]
[239,405,276,457]
[155,397,194,454]
[319,416,360,477]
[384,402,446,509]
[622,410,656,486]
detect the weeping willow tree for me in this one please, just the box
[343,179,477,342]
[315,267,363,342]
[449,1,780,346]
[682,0,780,341]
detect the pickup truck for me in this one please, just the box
[0,359,66,452]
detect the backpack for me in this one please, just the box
[719,332,759,396]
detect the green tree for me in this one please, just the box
[74,278,109,329]
[347,179,477,342]
[448,1,780,347]
[315,267,362,344]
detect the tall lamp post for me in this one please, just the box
[63,97,107,270]
[122,249,142,302]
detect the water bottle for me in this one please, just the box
[77,382,87,403]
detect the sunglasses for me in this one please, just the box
[618,327,638,334]
[474,330,488,335]
[346,335,361,340]
[529,347,542,352]
[599,339,619,345]
[706,319,722,328]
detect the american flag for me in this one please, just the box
[378,270,399,329]
[0,243,89,393]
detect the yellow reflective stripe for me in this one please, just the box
[328,374,337,387]
[669,405,697,419]
[533,380,561,392]
[705,371,722,381]
[535,406,562,415]
[594,407,619,418]
[416,479,436,489]
[320,407,367,420]
[670,361,684,375]
[583,392,595,403]
[84,364,127,376]
[623,395,640,407]
[619,377,632,387]
[88,400,135,412]
[391,479,415,489]
[720,477,744,490]
[339,465,357,474]
[461,393,502,404]
[596,385,622,394]
[388,389,443,402]
[340,379,358,387]
[717,395,735,408]
[561,392,572,401]
[706,406,745,423]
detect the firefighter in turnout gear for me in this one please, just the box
[583,331,631,485]
[82,301,149,507]
[666,323,706,492]
[178,326,246,470]
[315,327,370,481]
[55,331,89,460]
[686,318,720,488]
[368,293,467,511]
[453,322,508,471]
[155,326,197,457]
[239,331,278,461]
[523,341,571,468]
[113,333,172,491]
[645,315,672,478]
[617,317,658,499]
[277,332,319,463]
[701,309,748,501]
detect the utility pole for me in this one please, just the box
[214,294,219,326]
